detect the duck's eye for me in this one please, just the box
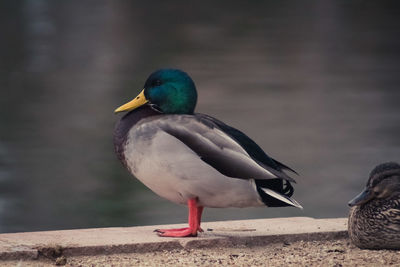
[154,79,162,86]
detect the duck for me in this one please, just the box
[113,69,302,237]
[348,162,400,249]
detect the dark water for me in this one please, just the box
[0,1,400,233]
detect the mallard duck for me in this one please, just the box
[113,69,302,237]
[348,162,400,249]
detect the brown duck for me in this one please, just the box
[348,162,400,249]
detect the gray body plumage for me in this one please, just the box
[115,106,301,209]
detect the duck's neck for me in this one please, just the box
[113,105,160,164]
[355,196,400,219]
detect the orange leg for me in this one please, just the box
[197,206,204,232]
[155,198,204,237]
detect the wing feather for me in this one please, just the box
[154,115,296,182]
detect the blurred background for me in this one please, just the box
[0,1,399,233]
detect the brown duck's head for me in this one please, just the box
[348,162,400,207]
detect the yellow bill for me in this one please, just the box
[114,89,148,113]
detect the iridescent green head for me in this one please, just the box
[115,69,197,115]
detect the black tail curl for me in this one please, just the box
[255,178,294,207]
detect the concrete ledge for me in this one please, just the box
[0,217,347,260]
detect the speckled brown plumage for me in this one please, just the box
[348,162,400,250]
[349,197,400,249]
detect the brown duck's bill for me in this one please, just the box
[115,89,148,113]
[348,188,374,207]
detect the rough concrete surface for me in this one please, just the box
[2,217,397,266]
[0,217,346,260]
[2,238,400,266]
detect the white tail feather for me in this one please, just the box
[261,188,303,209]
